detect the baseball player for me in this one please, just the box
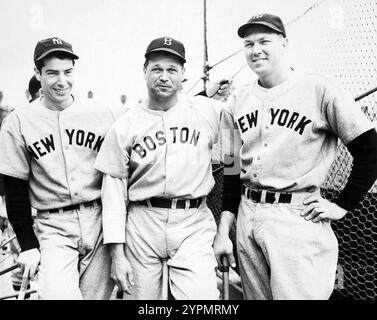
[0,37,122,299]
[214,13,377,300]
[94,36,228,300]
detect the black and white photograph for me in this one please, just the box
[0,0,376,310]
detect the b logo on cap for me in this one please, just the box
[164,37,172,46]
[52,38,63,45]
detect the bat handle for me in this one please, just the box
[219,80,230,86]
[221,255,230,300]
[220,254,229,272]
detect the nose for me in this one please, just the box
[251,43,262,56]
[56,73,68,86]
[159,70,169,82]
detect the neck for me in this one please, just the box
[43,95,74,111]
[258,65,294,89]
[147,94,178,111]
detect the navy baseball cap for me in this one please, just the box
[34,37,79,62]
[145,37,186,63]
[237,13,286,38]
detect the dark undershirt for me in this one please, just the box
[4,175,39,251]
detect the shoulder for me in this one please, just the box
[1,103,30,126]
[298,72,343,91]
[185,94,223,112]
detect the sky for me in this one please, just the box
[0,0,322,108]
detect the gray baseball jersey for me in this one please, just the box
[94,94,222,201]
[221,72,374,191]
[0,96,124,210]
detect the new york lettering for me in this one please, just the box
[27,129,104,160]
[133,127,201,159]
[235,107,312,136]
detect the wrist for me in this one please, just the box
[109,243,125,258]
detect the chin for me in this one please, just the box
[154,89,174,99]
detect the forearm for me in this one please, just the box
[217,210,236,236]
[101,174,128,244]
[221,154,242,216]
[336,129,377,211]
[3,175,38,251]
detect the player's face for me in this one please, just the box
[243,26,287,78]
[144,53,185,100]
[36,57,74,108]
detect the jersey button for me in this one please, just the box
[73,192,79,197]
[264,143,268,147]
[253,173,258,178]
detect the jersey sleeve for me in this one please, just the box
[101,174,128,244]
[0,113,30,180]
[320,77,374,145]
[220,94,242,162]
[94,121,130,179]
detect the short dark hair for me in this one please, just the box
[35,51,76,73]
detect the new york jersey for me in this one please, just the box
[221,72,374,192]
[0,96,124,210]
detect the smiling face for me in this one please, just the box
[35,55,74,110]
[243,25,287,80]
[144,52,185,106]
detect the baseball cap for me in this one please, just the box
[145,37,186,63]
[237,13,286,38]
[28,75,41,96]
[34,37,79,62]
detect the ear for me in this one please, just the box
[282,36,289,48]
[34,67,41,81]
[143,66,147,80]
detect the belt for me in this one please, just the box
[39,199,102,214]
[139,197,205,209]
[242,185,292,204]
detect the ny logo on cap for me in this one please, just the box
[52,38,63,45]
[250,14,264,20]
[164,37,172,46]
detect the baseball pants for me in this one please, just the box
[35,202,114,300]
[237,191,338,300]
[125,201,219,300]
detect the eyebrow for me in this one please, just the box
[45,68,74,72]
[150,64,179,68]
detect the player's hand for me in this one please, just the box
[213,231,236,270]
[18,248,40,281]
[301,195,348,223]
[110,245,134,295]
[206,78,233,101]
